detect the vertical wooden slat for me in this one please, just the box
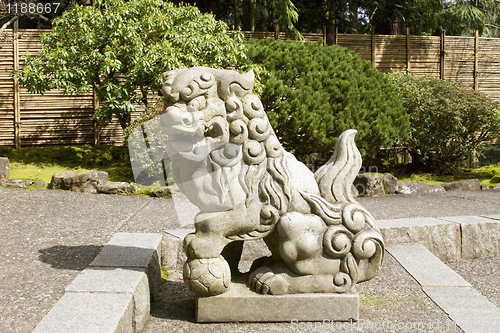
[93,87,100,148]
[371,27,376,68]
[13,19,20,149]
[274,23,279,40]
[440,30,446,79]
[335,26,338,45]
[406,27,411,71]
[322,26,327,45]
[474,30,479,91]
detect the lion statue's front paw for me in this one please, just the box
[248,266,290,295]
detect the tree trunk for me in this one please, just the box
[234,0,240,29]
[390,12,402,35]
[326,25,336,45]
[117,113,131,130]
[249,0,255,31]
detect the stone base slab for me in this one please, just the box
[196,279,359,323]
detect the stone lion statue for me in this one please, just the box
[160,67,384,296]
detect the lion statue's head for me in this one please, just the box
[161,67,291,238]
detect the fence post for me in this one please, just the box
[371,26,376,68]
[322,26,326,44]
[335,26,338,45]
[93,87,100,148]
[406,27,411,71]
[474,30,479,90]
[274,23,279,40]
[440,30,446,79]
[13,19,21,149]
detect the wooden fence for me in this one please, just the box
[1,27,500,148]
[0,27,144,149]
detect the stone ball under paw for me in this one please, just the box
[183,256,231,297]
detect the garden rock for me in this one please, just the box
[0,157,9,179]
[0,179,33,188]
[383,173,398,194]
[354,173,397,196]
[481,184,500,190]
[34,180,45,188]
[49,171,108,193]
[395,182,445,195]
[152,188,172,198]
[0,179,45,189]
[443,179,481,191]
[96,182,139,195]
[355,173,384,196]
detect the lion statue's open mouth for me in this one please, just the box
[160,67,385,297]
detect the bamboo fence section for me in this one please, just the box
[1,27,500,148]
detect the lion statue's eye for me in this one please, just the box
[187,96,207,112]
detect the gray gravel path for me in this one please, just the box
[447,256,500,307]
[0,188,150,332]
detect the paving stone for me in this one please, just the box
[438,216,500,259]
[162,229,193,269]
[32,293,133,333]
[377,218,462,261]
[386,243,470,287]
[423,286,500,333]
[196,280,359,323]
[483,214,500,221]
[66,268,150,332]
[90,233,163,301]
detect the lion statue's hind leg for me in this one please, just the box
[249,130,385,295]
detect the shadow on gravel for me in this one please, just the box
[150,280,196,321]
[38,245,104,270]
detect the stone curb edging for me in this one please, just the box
[388,244,500,333]
[32,233,163,333]
[377,214,500,262]
[163,214,500,270]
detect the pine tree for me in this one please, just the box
[246,38,409,167]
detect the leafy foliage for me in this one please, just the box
[214,0,300,36]
[245,38,409,168]
[388,71,500,173]
[441,0,500,37]
[15,0,247,129]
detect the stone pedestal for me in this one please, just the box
[195,277,359,323]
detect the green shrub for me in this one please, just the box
[244,38,409,168]
[388,71,500,174]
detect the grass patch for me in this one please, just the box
[0,145,134,185]
[394,162,500,186]
[161,267,168,285]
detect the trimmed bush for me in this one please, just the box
[388,71,500,174]
[245,38,409,168]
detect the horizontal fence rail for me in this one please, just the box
[1,28,500,148]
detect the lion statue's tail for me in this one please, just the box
[315,129,361,205]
